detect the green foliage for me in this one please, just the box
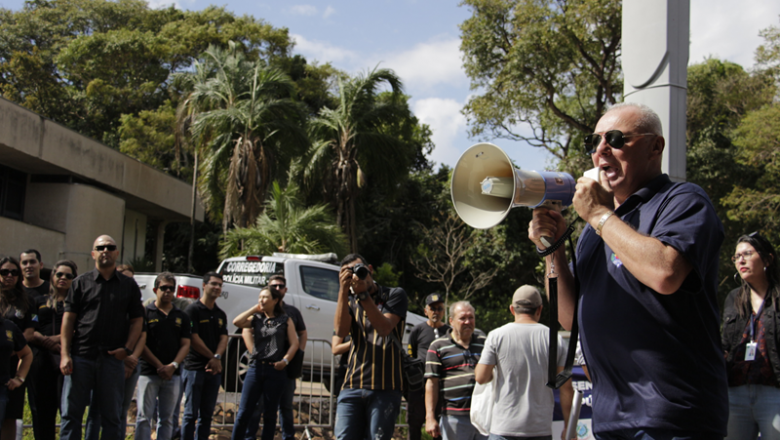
[0,0,293,148]
[372,262,402,287]
[460,0,622,168]
[219,180,348,259]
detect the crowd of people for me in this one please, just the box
[0,102,778,440]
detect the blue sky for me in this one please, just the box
[2,0,779,172]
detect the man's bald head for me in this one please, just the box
[92,235,119,270]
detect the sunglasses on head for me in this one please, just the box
[95,245,117,252]
[158,285,175,292]
[584,130,655,155]
[0,269,20,277]
[55,272,75,280]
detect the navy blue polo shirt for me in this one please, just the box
[575,174,728,435]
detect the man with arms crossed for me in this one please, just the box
[475,285,573,440]
[333,253,408,440]
[529,103,727,439]
[407,293,449,440]
[135,272,191,440]
[181,272,228,440]
[60,235,144,440]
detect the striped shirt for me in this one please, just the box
[425,330,486,414]
[342,285,408,391]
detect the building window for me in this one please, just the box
[0,165,26,220]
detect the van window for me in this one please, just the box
[299,266,339,301]
[220,260,283,287]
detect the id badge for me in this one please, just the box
[745,342,757,361]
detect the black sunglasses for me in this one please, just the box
[55,272,75,280]
[269,284,285,289]
[158,285,175,292]
[584,130,655,155]
[0,269,20,277]
[95,245,117,252]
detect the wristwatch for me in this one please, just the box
[357,291,369,302]
[123,347,133,356]
[171,361,179,369]
[213,354,222,360]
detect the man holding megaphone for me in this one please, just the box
[528,103,728,440]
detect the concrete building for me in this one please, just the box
[0,97,205,272]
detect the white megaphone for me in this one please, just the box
[451,143,580,230]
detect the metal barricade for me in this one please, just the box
[212,335,336,432]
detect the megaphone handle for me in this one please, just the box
[539,200,563,248]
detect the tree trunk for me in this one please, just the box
[188,150,198,272]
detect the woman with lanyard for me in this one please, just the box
[0,258,34,430]
[30,260,77,439]
[722,232,780,440]
[231,287,299,440]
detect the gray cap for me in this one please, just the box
[512,285,542,309]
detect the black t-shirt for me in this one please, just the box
[2,293,37,334]
[140,303,192,376]
[23,281,49,302]
[251,313,289,363]
[282,303,306,333]
[64,269,145,359]
[0,320,26,383]
[183,301,228,371]
[36,296,65,336]
[408,322,451,361]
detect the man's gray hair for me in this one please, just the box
[449,300,475,317]
[607,102,663,136]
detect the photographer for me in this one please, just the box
[333,254,408,440]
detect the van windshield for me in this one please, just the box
[220,260,283,287]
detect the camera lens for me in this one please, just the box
[353,264,369,280]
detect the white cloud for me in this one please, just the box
[291,34,359,64]
[412,98,468,167]
[376,38,467,92]
[690,0,780,68]
[289,5,318,16]
[323,6,336,19]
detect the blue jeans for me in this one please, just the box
[334,388,402,440]
[244,376,296,440]
[86,363,141,440]
[181,368,221,440]
[135,374,182,440]
[60,354,126,440]
[231,364,286,440]
[440,414,488,440]
[726,384,780,440]
[595,429,722,440]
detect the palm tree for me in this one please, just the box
[183,42,308,231]
[219,178,348,258]
[307,67,413,252]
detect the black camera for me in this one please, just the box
[351,264,369,280]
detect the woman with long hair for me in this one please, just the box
[30,260,77,439]
[722,232,780,440]
[230,287,299,440]
[0,257,34,433]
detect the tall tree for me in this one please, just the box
[220,179,348,259]
[459,0,622,169]
[186,42,308,230]
[307,67,417,252]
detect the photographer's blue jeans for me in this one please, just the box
[181,369,221,440]
[231,364,286,440]
[334,388,402,440]
[60,354,125,440]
